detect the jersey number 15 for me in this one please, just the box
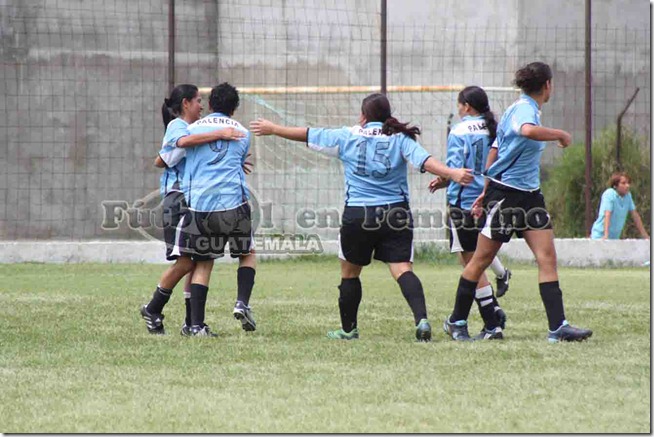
[353,140,391,179]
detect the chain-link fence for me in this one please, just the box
[1,0,649,242]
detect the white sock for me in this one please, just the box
[489,257,506,278]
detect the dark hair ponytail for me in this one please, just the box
[458,86,497,142]
[514,62,552,95]
[361,93,420,141]
[161,84,199,128]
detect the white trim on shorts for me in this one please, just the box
[338,233,346,261]
[481,198,504,239]
[409,240,414,263]
[170,218,185,257]
[449,217,464,253]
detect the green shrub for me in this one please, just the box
[541,127,650,238]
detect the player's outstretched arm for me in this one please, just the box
[521,124,571,148]
[422,157,473,186]
[177,127,246,148]
[250,118,308,142]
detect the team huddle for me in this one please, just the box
[140,61,593,343]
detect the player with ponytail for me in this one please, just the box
[140,84,245,336]
[429,85,511,340]
[250,93,474,342]
[443,62,592,343]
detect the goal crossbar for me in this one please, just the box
[198,85,519,95]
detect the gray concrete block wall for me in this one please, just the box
[0,0,649,241]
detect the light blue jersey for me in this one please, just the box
[307,122,431,206]
[590,188,636,239]
[183,112,250,212]
[446,115,492,209]
[486,94,545,191]
[158,118,189,197]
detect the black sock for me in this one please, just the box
[184,296,192,326]
[451,276,477,323]
[146,286,172,314]
[237,267,256,305]
[474,285,497,329]
[539,281,566,331]
[190,283,209,327]
[338,278,362,333]
[397,271,428,325]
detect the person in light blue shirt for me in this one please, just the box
[428,86,511,340]
[484,92,547,191]
[184,111,251,212]
[141,83,246,336]
[591,171,649,240]
[179,83,258,337]
[443,62,592,343]
[250,93,474,342]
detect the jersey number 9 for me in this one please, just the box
[208,140,229,165]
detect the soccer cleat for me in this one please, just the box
[327,328,360,340]
[473,326,504,341]
[494,306,507,330]
[140,305,165,335]
[233,301,256,332]
[415,318,432,342]
[496,268,512,298]
[190,324,218,337]
[443,316,472,341]
[180,324,192,337]
[547,321,592,343]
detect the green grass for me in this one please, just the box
[0,258,650,433]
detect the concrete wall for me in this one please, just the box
[0,239,649,268]
[0,0,649,241]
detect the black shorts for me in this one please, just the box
[180,203,254,261]
[480,180,552,243]
[162,190,191,261]
[339,201,414,266]
[447,205,482,253]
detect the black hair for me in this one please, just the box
[361,93,420,141]
[458,86,497,142]
[514,62,553,95]
[209,82,240,116]
[161,84,199,128]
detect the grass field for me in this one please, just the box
[0,257,650,433]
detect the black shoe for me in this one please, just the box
[233,301,256,332]
[415,319,432,342]
[140,305,165,335]
[547,321,592,343]
[496,269,512,298]
[473,326,504,340]
[443,316,472,341]
[494,306,507,330]
[190,324,218,337]
[180,324,192,337]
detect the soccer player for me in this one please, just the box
[428,86,510,340]
[443,62,592,342]
[140,84,244,335]
[590,171,649,240]
[180,82,257,337]
[250,93,474,342]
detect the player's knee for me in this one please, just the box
[390,262,412,281]
[534,247,557,269]
[174,256,195,274]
